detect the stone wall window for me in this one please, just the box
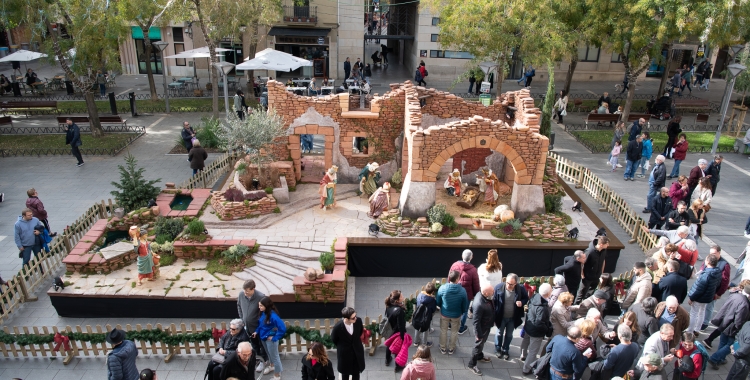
[352,135,370,156]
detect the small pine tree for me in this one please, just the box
[110,153,161,212]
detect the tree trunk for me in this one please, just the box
[494,59,504,95]
[85,92,103,137]
[246,44,258,102]
[563,59,577,95]
[657,44,672,97]
[540,60,555,137]
[193,2,220,118]
[143,36,159,100]
[621,79,637,124]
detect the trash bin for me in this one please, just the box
[108,92,117,115]
[129,92,138,116]
[480,94,492,106]
[64,80,75,95]
[0,47,8,58]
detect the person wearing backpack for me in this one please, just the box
[418,61,428,86]
[673,332,704,380]
[412,282,437,347]
[525,66,535,88]
[449,249,481,335]
[704,285,750,369]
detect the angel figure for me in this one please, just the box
[444,169,462,197]
[358,162,381,197]
[368,182,391,218]
[319,165,338,209]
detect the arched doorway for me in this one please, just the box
[290,125,334,183]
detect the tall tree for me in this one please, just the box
[118,0,181,100]
[183,0,281,117]
[20,0,125,137]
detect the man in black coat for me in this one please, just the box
[343,57,351,80]
[707,155,722,195]
[665,201,690,230]
[554,250,587,296]
[705,286,750,368]
[181,121,196,152]
[658,260,688,303]
[649,187,672,229]
[220,342,256,380]
[624,134,643,181]
[330,307,366,380]
[493,273,529,360]
[207,319,251,380]
[644,155,667,213]
[522,283,553,375]
[468,284,496,376]
[64,118,84,167]
[576,236,610,304]
[726,321,750,380]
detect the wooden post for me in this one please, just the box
[63,233,72,253]
[98,200,106,219]
[599,188,613,212]
[15,274,37,302]
[629,219,642,244]
[575,167,585,188]
[164,324,176,363]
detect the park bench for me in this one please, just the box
[1,101,59,117]
[56,116,128,128]
[0,115,13,126]
[626,113,652,127]
[584,113,620,127]
[673,98,711,113]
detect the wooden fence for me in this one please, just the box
[178,151,241,190]
[549,151,659,252]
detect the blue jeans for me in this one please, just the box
[670,160,683,177]
[624,160,636,179]
[710,333,733,363]
[550,369,569,380]
[21,246,41,266]
[468,82,475,93]
[261,339,282,374]
[460,310,468,331]
[494,317,515,353]
[638,157,651,176]
[99,83,106,96]
[703,299,716,326]
[646,185,658,211]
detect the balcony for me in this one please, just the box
[283,5,317,23]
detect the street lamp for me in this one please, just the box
[213,61,236,116]
[731,45,745,62]
[711,62,746,155]
[152,41,170,113]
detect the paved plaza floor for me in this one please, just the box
[1,70,750,378]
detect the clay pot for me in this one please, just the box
[500,210,515,222]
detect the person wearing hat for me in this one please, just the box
[358,162,381,197]
[621,262,653,311]
[635,353,668,380]
[106,328,139,380]
[574,290,609,320]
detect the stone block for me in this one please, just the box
[511,184,545,220]
[334,238,347,251]
[399,180,435,219]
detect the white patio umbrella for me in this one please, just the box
[164,46,234,80]
[0,49,48,63]
[235,48,312,71]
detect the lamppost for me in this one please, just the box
[711,62,746,155]
[152,41,170,113]
[214,61,236,116]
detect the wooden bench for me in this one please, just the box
[584,113,620,127]
[696,113,709,124]
[1,101,59,117]
[0,115,12,126]
[56,116,127,128]
[626,113,652,127]
[673,98,711,113]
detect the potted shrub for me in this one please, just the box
[319,251,335,274]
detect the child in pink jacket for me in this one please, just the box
[400,346,436,380]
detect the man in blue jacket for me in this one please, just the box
[436,270,468,355]
[687,255,722,335]
[64,118,84,167]
[106,328,139,380]
[492,273,529,360]
[14,208,43,266]
[547,326,591,380]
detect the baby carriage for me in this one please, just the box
[647,94,674,120]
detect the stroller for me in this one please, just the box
[647,94,674,120]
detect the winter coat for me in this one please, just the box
[436,283,469,319]
[492,282,529,328]
[629,121,642,141]
[655,303,690,349]
[449,260,481,301]
[384,332,412,367]
[658,271,688,304]
[330,318,366,375]
[700,258,731,296]
[301,356,336,380]
[642,139,654,159]
[385,305,407,338]
[547,334,588,378]
[477,263,503,289]
[549,285,568,310]
[675,342,701,380]
[666,209,691,230]
[400,358,436,380]
[220,351,257,380]
[640,332,671,371]
[181,127,195,149]
[416,292,437,320]
[555,255,583,294]
[652,162,667,188]
[672,140,688,161]
[472,291,495,338]
[611,128,625,149]
[25,196,48,220]
[622,271,653,310]
[710,292,750,337]
[688,266,722,303]
[256,311,286,342]
[524,293,552,338]
[733,321,750,360]
[667,121,682,139]
[707,161,721,186]
[687,166,705,190]
[237,289,265,333]
[669,182,689,209]
[216,328,250,359]
[14,215,42,248]
[550,301,576,338]
[627,140,643,162]
[107,340,139,380]
[650,194,673,226]
[630,302,659,345]
[575,295,603,320]
[65,123,82,147]
[189,146,208,170]
[582,238,607,280]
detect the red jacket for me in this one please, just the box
[675,343,702,379]
[669,181,689,209]
[672,140,688,161]
[25,196,48,220]
[419,66,427,78]
[676,242,698,266]
[449,261,480,300]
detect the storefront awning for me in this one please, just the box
[268,27,330,37]
[131,26,162,40]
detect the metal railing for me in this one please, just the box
[283,5,317,21]
[0,130,145,157]
[567,130,741,154]
[0,125,145,135]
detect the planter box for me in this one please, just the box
[211,191,278,220]
[173,239,256,259]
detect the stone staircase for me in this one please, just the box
[232,246,325,296]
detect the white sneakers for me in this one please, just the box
[256,361,265,372]
[263,365,274,375]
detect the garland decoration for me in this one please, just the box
[0,328,211,348]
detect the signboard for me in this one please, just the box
[318,37,325,45]
[313,59,326,77]
[480,81,491,93]
[480,94,492,106]
[697,45,705,57]
[277,36,328,45]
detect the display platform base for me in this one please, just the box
[48,292,346,319]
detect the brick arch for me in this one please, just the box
[287,125,335,181]
[427,137,531,184]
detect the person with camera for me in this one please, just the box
[673,332,703,380]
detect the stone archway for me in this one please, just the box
[288,125,335,182]
[399,116,549,219]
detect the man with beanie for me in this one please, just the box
[704,285,750,369]
[237,279,269,373]
[468,284,496,376]
[449,249,480,335]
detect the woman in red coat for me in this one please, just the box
[669,175,689,209]
[669,133,689,178]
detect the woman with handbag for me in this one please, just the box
[554,90,569,124]
[690,177,713,212]
[330,307,366,380]
[384,290,409,372]
[687,199,707,242]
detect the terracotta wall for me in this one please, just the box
[452,148,493,173]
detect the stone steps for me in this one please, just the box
[233,269,287,295]
[238,266,295,295]
[231,246,324,296]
